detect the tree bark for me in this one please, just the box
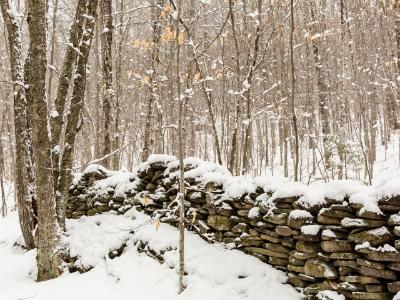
[56,0,98,230]
[0,0,36,250]
[25,0,61,281]
[51,0,89,193]
[100,0,114,168]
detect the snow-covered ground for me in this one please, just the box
[0,202,300,300]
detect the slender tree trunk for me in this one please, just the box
[51,0,89,193]
[25,0,61,281]
[1,0,36,250]
[100,0,114,168]
[228,0,241,174]
[175,0,185,294]
[0,122,7,217]
[290,0,299,181]
[309,0,331,170]
[142,0,163,161]
[56,0,98,230]
[46,0,59,108]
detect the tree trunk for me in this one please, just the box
[289,0,299,181]
[51,0,89,193]
[142,0,163,161]
[0,0,36,250]
[100,0,114,168]
[56,0,98,230]
[309,0,331,170]
[25,0,61,281]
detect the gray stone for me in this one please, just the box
[304,258,338,279]
[207,215,232,231]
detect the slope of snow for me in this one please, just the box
[0,208,301,300]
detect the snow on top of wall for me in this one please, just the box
[73,155,400,213]
[296,180,367,209]
[350,169,400,214]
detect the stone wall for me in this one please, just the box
[67,157,400,300]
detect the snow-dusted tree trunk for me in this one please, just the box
[141,0,163,162]
[25,0,61,280]
[57,0,99,230]
[289,0,299,181]
[0,121,6,217]
[51,0,89,194]
[100,0,114,168]
[174,0,185,293]
[309,0,331,170]
[0,0,37,250]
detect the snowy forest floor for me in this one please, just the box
[0,183,301,300]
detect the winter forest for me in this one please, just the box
[1,0,400,299]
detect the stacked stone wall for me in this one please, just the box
[67,159,400,300]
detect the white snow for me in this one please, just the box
[289,209,313,220]
[317,290,345,300]
[248,207,260,219]
[301,225,321,236]
[0,207,301,300]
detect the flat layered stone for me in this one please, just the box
[387,281,400,293]
[275,225,299,236]
[318,214,341,225]
[340,276,381,284]
[331,252,360,260]
[236,236,263,247]
[263,213,288,225]
[207,215,232,231]
[289,256,306,266]
[357,246,400,262]
[304,258,338,279]
[338,282,365,292]
[287,273,306,288]
[365,285,386,293]
[351,292,392,300]
[287,210,314,229]
[244,247,288,259]
[338,266,353,276]
[333,260,358,268]
[388,262,400,271]
[358,265,397,280]
[319,207,355,219]
[357,259,385,270]
[231,223,248,233]
[260,233,281,243]
[379,205,400,213]
[287,264,305,273]
[341,218,386,229]
[322,229,348,241]
[296,241,320,253]
[356,210,385,220]
[290,250,317,260]
[321,240,353,253]
[268,256,289,266]
[265,243,291,254]
[348,227,393,247]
